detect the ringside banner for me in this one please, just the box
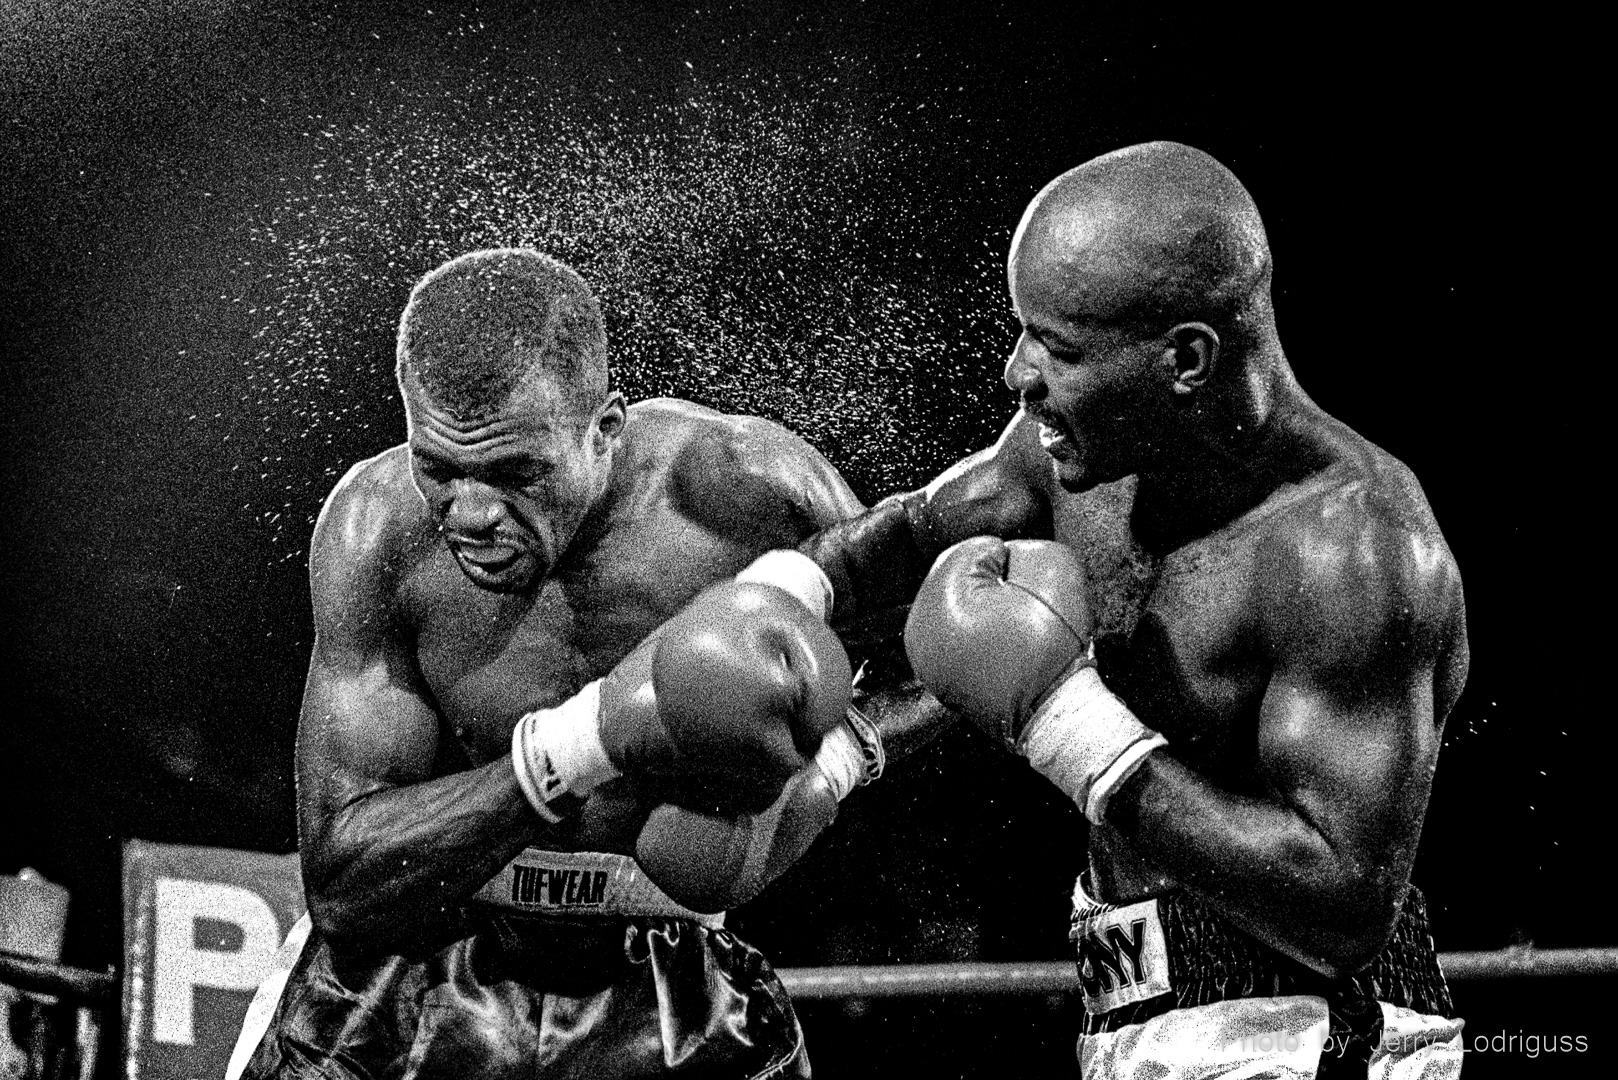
[122,841,304,1080]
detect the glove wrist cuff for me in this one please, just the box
[511,679,617,823]
[1018,665,1165,825]
[814,706,885,802]
[737,550,834,620]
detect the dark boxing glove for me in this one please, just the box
[634,707,883,913]
[511,552,851,819]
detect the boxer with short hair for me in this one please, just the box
[804,143,1467,1078]
[235,248,920,1080]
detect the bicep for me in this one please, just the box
[297,529,441,847]
[299,635,440,797]
[1254,533,1445,872]
[1257,658,1438,858]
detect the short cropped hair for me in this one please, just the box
[395,249,608,419]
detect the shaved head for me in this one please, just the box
[1004,143,1290,492]
[1010,142,1272,346]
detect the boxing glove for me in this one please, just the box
[634,707,882,913]
[903,537,1166,824]
[511,551,851,819]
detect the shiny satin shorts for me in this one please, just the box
[237,851,808,1080]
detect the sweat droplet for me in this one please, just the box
[235,59,1011,555]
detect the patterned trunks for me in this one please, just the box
[1071,879,1463,1079]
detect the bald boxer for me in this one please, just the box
[805,143,1467,1077]
[235,248,923,1080]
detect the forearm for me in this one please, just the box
[804,421,1054,627]
[801,494,937,627]
[1104,754,1407,976]
[853,676,958,763]
[302,757,548,952]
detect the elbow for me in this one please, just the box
[300,848,392,955]
[1300,881,1406,979]
[1269,837,1405,978]
[306,888,410,957]
[305,883,369,952]
[1309,933,1389,981]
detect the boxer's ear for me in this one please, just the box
[1165,323,1219,396]
[593,392,627,447]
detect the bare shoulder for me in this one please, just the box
[1255,444,1466,674]
[308,446,437,622]
[631,398,863,536]
[631,397,846,477]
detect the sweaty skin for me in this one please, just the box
[806,144,1467,979]
[297,397,862,954]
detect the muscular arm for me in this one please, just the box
[802,412,1054,626]
[1104,507,1467,976]
[296,464,549,954]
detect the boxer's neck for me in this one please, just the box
[1130,368,1337,554]
[549,426,639,572]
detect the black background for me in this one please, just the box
[1,2,1599,1076]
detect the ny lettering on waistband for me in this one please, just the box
[1069,875,1173,1014]
[1068,871,1454,1063]
[471,849,726,928]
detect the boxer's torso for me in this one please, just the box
[360,398,845,855]
[1047,421,1467,903]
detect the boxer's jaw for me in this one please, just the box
[1024,401,1097,492]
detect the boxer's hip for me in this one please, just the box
[241,851,806,1080]
[1069,880,1460,1078]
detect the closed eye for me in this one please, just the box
[414,455,457,483]
[486,460,555,489]
[1025,325,1083,363]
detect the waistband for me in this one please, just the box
[470,849,726,928]
[1069,877,1452,1055]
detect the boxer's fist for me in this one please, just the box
[634,707,879,912]
[602,580,852,813]
[510,552,850,822]
[903,537,1094,747]
[635,767,841,913]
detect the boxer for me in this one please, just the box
[804,143,1467,1078]
[234,248,930,1080]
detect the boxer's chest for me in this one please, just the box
[1052,481,1268,774]
[405,508,762,766]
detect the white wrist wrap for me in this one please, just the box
[814,705,886,802]
[814,725,866,802]
[737,549,834,620]
[510,679,618,823]
[1018,665,1166,825]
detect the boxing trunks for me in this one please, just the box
[1070,877,1463,1079]
[232,850,807,1080]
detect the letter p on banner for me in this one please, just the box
[152,879,281,1044]
[122,840,304,1080]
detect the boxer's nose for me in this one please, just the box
[444,480,503,536]
[1004,332,1047,399]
